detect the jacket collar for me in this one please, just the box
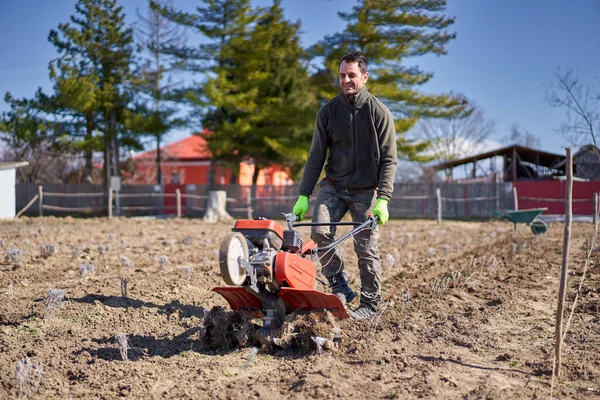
[338,85,369,108]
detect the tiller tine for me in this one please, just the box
[212,287,264,318]
[278,288,350,319]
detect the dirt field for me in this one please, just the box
[0,216,599,399]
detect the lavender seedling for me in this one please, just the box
[70,245,83,258]
[385,253,395,272]
[183,266,193,277]
[120,256,132,270]
[115,333,129,361]
[401,289,410,308]
[159,256,169,268]
[7,249,23,263]
[180,236,193,245]
[427,247,435,257]
[78,263,95,279]
[442,244,451,253]
[120,278,128,298]
[6,282,14,298]
[44,289,66,319]
[239,347,258,372]
[97,245,105,255]
[40,244,57,259]
[23,239,29,248]
[465,237,472,246]
[15,357,43,398]
[0,238,4,247]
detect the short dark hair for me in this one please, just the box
[339,51,368,74]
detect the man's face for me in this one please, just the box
[339,61,368,97]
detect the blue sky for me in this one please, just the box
[0,0,598,156]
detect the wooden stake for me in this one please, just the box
[594,192,598,225]
[436,188,442,224]
[38,186,43,217]
[555,147,573,377]
[108,190,113,218]
[512,186,518,210]
[176,189,182,218]
[16,194,39,218]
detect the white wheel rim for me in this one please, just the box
[226,237,246,284]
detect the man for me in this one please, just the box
[292,51,398,320]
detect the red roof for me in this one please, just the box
[135,132,211,161]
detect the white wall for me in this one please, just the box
[0,168,16,219]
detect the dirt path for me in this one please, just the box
[0,217,599,399]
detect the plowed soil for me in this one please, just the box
[1,216,599,399]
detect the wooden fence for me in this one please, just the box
[15,181,519,220]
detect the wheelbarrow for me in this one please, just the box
[491,207,548,235]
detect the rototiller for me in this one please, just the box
[212,213,378,337]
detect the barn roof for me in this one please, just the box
[134,133,211,161]
[0,161,29,170]
[430,144,566,171]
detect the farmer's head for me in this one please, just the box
[338,51,369,97]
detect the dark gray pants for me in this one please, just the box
[311,180,381,307]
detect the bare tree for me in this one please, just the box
[503,123,541,148]
[546,68,600,149]
[134,0,186,185]
[411,104,496,161]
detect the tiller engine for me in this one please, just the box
[212,213,378,338]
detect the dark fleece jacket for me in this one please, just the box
[299,85,398,201]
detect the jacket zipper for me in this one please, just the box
[351,106,357,189]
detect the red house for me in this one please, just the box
[132,133,293,186]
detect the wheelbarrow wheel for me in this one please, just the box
[530,218,548,235]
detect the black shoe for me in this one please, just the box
[328,272,356,305]
[350,304,377,320]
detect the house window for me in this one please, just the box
[171,171,181,184]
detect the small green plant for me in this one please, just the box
[509,361,518,367]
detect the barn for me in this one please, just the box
[0,161,29,219]
[131,134,292,186]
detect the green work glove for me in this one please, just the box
[293,195,309,220]
[373,198,389,225]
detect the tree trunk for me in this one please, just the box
[84,115,94,181]
[203,190,233,224]
[207,157,217,190]
[156,133,162,185]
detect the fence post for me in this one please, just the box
[594,192,598,225]
[513,186,518,210]
[436,188,442,224]
[108,190,113,218]
[176,189,182,218]
[247,187,253,219]
[38,185,43,217]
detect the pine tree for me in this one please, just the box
[48,0,137,188]
[312,0,471,161]
[152,0,256,188]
